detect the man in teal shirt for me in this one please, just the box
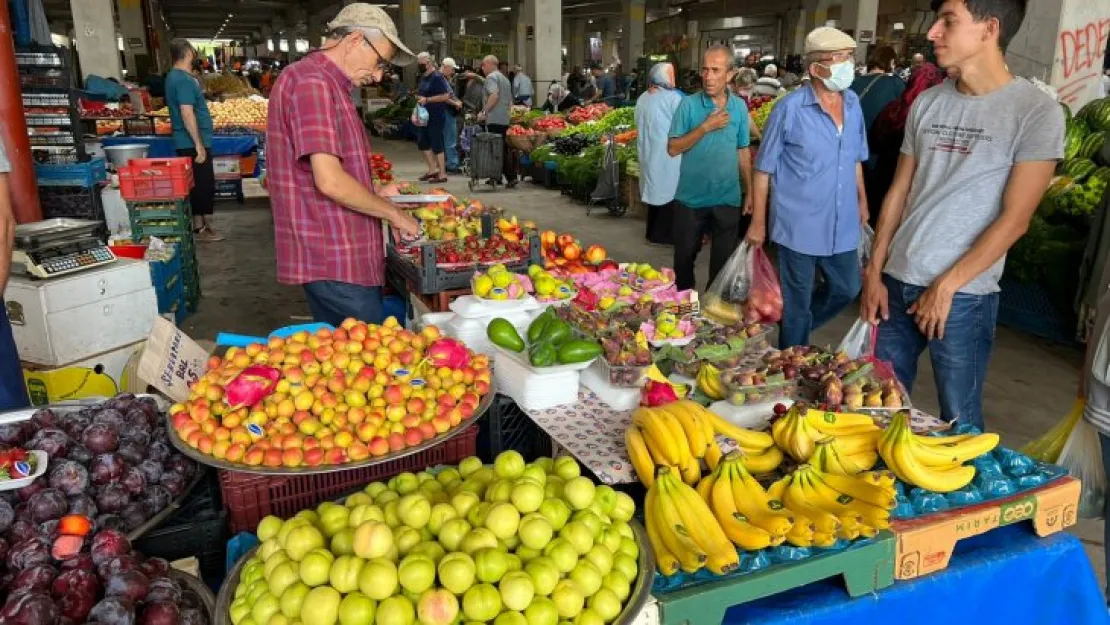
[668,46,753,291]
[165,39,220,241]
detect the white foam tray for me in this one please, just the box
[493,351,580,410]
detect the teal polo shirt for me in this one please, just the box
[668,91,750,208]
[165,68,213,150]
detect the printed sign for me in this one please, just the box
[137,317,209,402]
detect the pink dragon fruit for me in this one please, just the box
[224,365,281,409]
[426,338,471,370]
[640,380,678,407]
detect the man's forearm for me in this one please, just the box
[314,164,406,225]
[483,93,498,114]
[667,126,706,157]
[738,148,753,199]
[751,171,770,224]
[180,108,204,149]
[936,216,1030,294]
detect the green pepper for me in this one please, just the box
[556,339,602,364]
[487,318,525,352]
[527,310,554,343]
[540,318,572,346]
[528,341,557,367]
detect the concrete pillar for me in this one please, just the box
[804,0,833,33]
[399,0,421,88]
[603,18,620,67]
[682,19,699,70]
[115,0,147,78]
[446,15,462,60]
[525,0,561,87]
[307,15,323,50]
[0,0,41,223]
[619,0,645,69]
[787,8,807,56]
[508,3,522,66]
[71,0,122,81]
[1007,0,1108,111]
[569,19,586,71]
[840,0,878,63]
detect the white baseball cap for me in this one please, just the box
[442,57,458,69]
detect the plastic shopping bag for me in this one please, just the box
[1057,416,1106,518]
[411,104,429,127]
[702,243,783,325]
[1021,398,1084,463]
[749,246,784,323]
[858,223,874,269]
[837,318,878,360]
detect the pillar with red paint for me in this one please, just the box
[0,0,41,223]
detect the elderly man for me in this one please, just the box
[636,63,683,245]
[752,63,785,97]
[267,3,420,326]
[863,0,1063,429]
[415,52,453,183]
[512,65,534,106]
[667,46,753,291]
[474,55,517,187]
[440,57,463,174]
[747,27,869,348]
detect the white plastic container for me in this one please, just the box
[493,351,581,410]
[0,450,48,492]
[580,364,641,410]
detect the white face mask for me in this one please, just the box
[819,60,856,92]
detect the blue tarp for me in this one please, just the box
[726,524,1108,625]
[101,135,258,159]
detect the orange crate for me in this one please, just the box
[119,157,194,200]
[219,425,478,533]
[239,154,258,177]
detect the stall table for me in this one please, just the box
[100,136,261,177]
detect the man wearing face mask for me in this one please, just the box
[747,27,870,349]
[267,3,420,326]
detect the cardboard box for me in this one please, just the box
[891,476,1080,580]
[213,155,241,179]
[22,340,146,406]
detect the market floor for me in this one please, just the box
[182,138,1103,591]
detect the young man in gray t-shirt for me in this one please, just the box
[861,0,1065,430]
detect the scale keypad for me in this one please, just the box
[39,248,114,274]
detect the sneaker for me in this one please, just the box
[194,226,224,242]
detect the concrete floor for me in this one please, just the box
[185,138,1103,590]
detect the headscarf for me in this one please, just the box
[647,63,675,90]
[548,82,568,104]
[875,62,943,136]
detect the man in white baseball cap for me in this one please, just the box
[440,58,464,173]
[748,25,870,349]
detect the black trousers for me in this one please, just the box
[672,202,749,291]
[176,147,215,217]
[645,201,675,245]
[485,124,517,182]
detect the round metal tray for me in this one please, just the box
[166,388,496,476]
[172,568,217,622]
[215,519,655,625]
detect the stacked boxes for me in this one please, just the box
[128,198,201,316]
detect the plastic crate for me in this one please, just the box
[132,511,227,585]
[220,425,479,533]
[214,178,244,202]
[127,197,191,216]
[387,234,542,295]
[39,185,103,220]
[477,394,553,462]
[119,157,194,200]
[34,158,107,187]
[997,276,1079,345]
[148,246,182,289]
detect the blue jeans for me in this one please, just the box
[444,114,459,170]
[875,275,998,430]
[303,282,383,327]
[0,299,29,411]
[777,247,861,349]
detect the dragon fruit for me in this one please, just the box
[224,365,281,409]
[640,380,678,407]
[426,338,471,370]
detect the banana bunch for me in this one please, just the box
[768,465,896,547]
[810,438,879,475]
[772,406,881,463]
[878,410,999,493]
[696,452,796,550]
[695,363,726,401]
[626,400,781,487]
[646,466,741,575]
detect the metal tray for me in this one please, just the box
[390,194,453,204]
[165,388,497,476]
[214,519,654,625]
[172,568,217,623]
[14,218,103,247]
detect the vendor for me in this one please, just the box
[267,3,420,326]
[0,141,28,411]
[166,39,221,242]
[541,83,581,114]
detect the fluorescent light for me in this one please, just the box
[588,19,593,23]
[482,17,487,22]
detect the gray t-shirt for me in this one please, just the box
[483,70,513,126]
[884,78,1065,294]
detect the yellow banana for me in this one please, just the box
[812,531,839,547]
[679,450,702,485]
[815,471,897,509]
[889,426,976,493]
[633,412,680,466]
[842,450,879,472]
[656,409,692,467]
[726,455,795,537]
[695,468,718,503]
[709,465,773,550]
[810,441,846,475]
[858,524,879,538]
[644,491,680,575]
[625,427,656,487]
[783,509,816,547]
[771,413,790,447]
[859,470,897,492]
[767,476,789,501]
[694,409,717,453]
[804,408,880,434]
[697,401,775,450]
[782,474,841,535]
[795,469,867,528]
[648,477,707,573]
[739,445,783,474]
[832,430,881,455]
[908,432,999,468]
[916,433,977,446]
[704,440,723,471]
[696,364,726,401]
[659,468,739,575]
[660,402,708,459]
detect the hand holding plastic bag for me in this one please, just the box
[837,318,877,360]
[412,104,429,127]
[703,243,783,325]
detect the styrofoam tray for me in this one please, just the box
[0,450,47,491]
[580,364,641,410]
[493,344,597,374]
[450,295,540,318]
[494,352,580,410]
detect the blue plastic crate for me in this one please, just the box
[35,159,107,188]
[997,277,1079,345]
[148,247,183,292]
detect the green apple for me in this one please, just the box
[552,456,580,481]
[498,571,536,612]
[484,503,521,540]
[352,522,394,559]
[318,503,350,537]
[569,561,602,596]
[437,552,477,595]
[559,521,594,555]
[230,600,251,625]
[591,486,616,516]
[501,534,521,552]
[572,608,604,625]
[357,558,399,601]
[251,592,281,625]
[267,613,290,625]
[612,520,634,540]
[551,580,584,619]
[427,503,457,535]
[276,518,310,545]
[408,541,445,563]
[415,589,458,625]
[460,528,499,554]
[436,467,462,486]
[345,492,373,507]
[329,555,365,593]
[462,583,502,622]
[544,477,564,500]
[349,504,386,528]
[458,456,483,478]
[397,554,436,594]
[437,518,472,551]
[467,502,491,528]
[494,451,526,479]
[383,500,402,528]
[376,490,400,506]
[337,592,376,625]
[602,570,631,602]
[588,588,621,621]
[510,480,545,514]
[298,549,335,587]
[397,494,432,529]
[524,597,559,625]
[572,511,602,539]
[390,472,420,495]
[542,538,579,574]
[538,499,571,531]
[364,481,388,499]
[257,516,284,542]
[598,528,622,554]
[331,528,356,556]
[532,457,554,474]
[494,611,527,625]
[474,547,511,584]
[375,595,415,625]
[259,540,282,562]
[417,471,435,483]
[525,557,560,596]
[394,526,422,556]
[610,492,636,522]
[618,536,639,559]
[612,554,637,583]
[263,551,290,580]
[279,582,310,619]
[515,546,541,563]
[469,467,496,485]
[266,561,301,597]
[295,510,319,526]
[283,525,326,562]
[584,545,613,576]
[451,492,481,518]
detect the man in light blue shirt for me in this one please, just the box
[668,46,753,291]
[748,27,869,348]
[635,63,683,245]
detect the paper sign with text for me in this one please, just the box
[137,317,209,402]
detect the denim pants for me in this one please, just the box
[444,114,459,170]
[0,300,30,411]
[777,247,861,349]
[875,274,998,430]
[303,282,383,327]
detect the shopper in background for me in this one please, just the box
[752,64,785,97]
[851,46,905,135]
[636,62,683,246]
[863,0,1065,429]
[748,27,869,349]
[732,67,758,101]
[474,55,518,187]
[166,39,221,242]
[0,142,28,412]
[667,46,753,291]
[592,65,620,107]
[440,58,463,175]
[414,52,452,183]
[542,83,582,113]
[512,65,534,106]
[267,3,420,326]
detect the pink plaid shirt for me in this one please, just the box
[267,53,384,287]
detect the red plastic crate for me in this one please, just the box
[119,157,194,200]
[219,425,479,533]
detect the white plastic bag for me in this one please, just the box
[1058,418,1106,519]
[858,223,874,269]
[411,104,429,127]
[837,318,876,360]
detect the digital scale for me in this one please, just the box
[12,219,116,279]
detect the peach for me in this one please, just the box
[417,422,437,441]
[231,428,252,445]
[321,393,340,409]
[244,447,264,466]
[177,421,199,440]
[385,405,407,423]
[324,448,345,465]
[327,376,347,394]
[268,336,286,351]
[211,440,230,459]
[201,420,218,435]
[333,413,349,429]
[363,337,381,351]
[171,413,191,430]
[431,416,451,434]
[406,398,426,414]
[474,380,490,395]
[214,426,231,441]
[368,437,390,456]
[356,423,376,442]
[448,384,467,400]
[437,393,457,408]
[403,428,423,446]
[349,324,368,342]
[276,399,296,419]
[390,423,405,435]
[458,402,475,419]
[304,448,325,467]
[222,412,243,429]
[372,353,392,371]
[348,407,368,425]
[207,356,223,371]
[226,443,246,463]
[170,402,187,415]
[333,326,349,340]
[197,435,214,454]
[282,449,304,467]
[334,430,354,449]
[387,433,406,451]
[447,408,464,426]
[279,421,297,436]
[283,433,305,450]
[401,415,421,429]
[421,326,441,342]
[263,449,284,467]
[347,442,370,461]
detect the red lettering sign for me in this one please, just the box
[1059,18,1110,80]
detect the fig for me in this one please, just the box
[67,495,98,519]
[82,424,120,455]
[95,484,129,514]
[11,564,57,595]
[104,570,149,604]
[0,591,59,625]
[66,445,94,465]
[119,468,146,497]
[27,429,70,458]
[31,409,59,429]
[139,602,180,625]
[50,461,91,497]
[89,529,131,566]
[88,596,135,625]
[27,489,68,523]
[89,455,126,486]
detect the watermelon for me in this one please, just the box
[1092,100,1110,132]
[1059,158,1098,182]
[1076,131,1106,160]
[1077,98,1103,122]
[1062,101,1073,122]
[1064,121,1088,159]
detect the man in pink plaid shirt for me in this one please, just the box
[267,3,420,326]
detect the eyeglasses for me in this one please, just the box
[816,51,854,63]
[363,35,391,72]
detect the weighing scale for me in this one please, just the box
[12,219,116,279]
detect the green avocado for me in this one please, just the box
[540,318,572,346]
[527,309,554,343]
[556,339,603,364]
[528,341,557,367]
[487,318,525,352]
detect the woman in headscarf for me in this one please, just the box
[865,62,943,227]
[635,63,684,245]
[542,82,582,113]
